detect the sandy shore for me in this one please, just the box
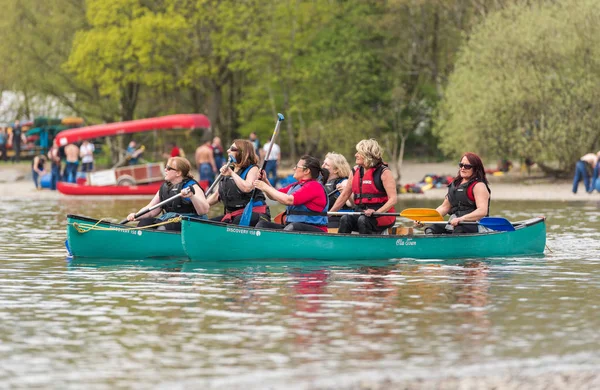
[0,161,598,202]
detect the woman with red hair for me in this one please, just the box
[425,152,491,234]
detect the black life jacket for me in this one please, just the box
[159,178,199,214]
[218,165,266,212]
[448,177,491,217]
[324,177,351,211]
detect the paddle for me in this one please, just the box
[327,208,444,221]
[414,218,515,231]
[119,186,195,224]
[397,208,515,231]
[204,155,236,196]
[239,113,285,226]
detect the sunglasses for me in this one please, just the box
[458,163,473,170]
[293,165,308,170]
[165,165,177,171]
[228,146,239,152]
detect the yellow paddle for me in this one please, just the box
[398,208,444,222]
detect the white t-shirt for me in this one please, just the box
[262,142,280,161]
[80,143,95,163]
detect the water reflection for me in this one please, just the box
[2,198,600,388]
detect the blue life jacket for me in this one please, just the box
[286,181,329,226]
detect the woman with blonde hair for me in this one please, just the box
[322,152,353,228]
[206,139,270,226]
[126,156,209,231]
[330,139,397,234]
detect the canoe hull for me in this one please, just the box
[181,217,546,262]
[66,215,185,259]
[58,182,161,196]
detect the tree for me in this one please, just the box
[435,0,600,175]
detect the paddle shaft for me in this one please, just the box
[204,157,235,196]
[327,211,403,217]
[119,186,195,224]
[246,115,284,204]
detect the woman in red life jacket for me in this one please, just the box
[254,155,330,233]
[425,152,491,234]
[330,139,397,234]
[206,139,271,226]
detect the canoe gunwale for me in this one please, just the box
[66,214,182,235]
[182,216,545,239]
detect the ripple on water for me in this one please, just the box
[0,199,600,387]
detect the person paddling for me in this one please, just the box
[254,155,329,232]
[330,139,397,235]
[206,139,271,226]
[423,152,491,234]
[126,157,209,231]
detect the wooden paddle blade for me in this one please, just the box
[400,208,444,221]
[479,217,515,231]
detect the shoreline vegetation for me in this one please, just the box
[1,160,597,203]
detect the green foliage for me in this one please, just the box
[436,0,600,173]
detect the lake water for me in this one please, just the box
[1,197,599,388]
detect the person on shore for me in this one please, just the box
[31,154,48,189]
[63,143,79,183]
[0,127,7,162]
[212,136,225,169]
[330,139,397,235]
[254,155,329,232]
[249,132,261,156]
[322,152,353,228]
[206,140,270,226]
[79,140,95,173]
[126,140,144,165]
[47,146,61,190]
[195,138,217,185]
[261,140,281,186]
[126,157,209,231]
[164,142,184,159]
[424,152,491,234]
[572,152,600,194]
[10,120,26,163]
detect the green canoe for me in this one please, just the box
[181,217,546,262]
[66,214,186,260]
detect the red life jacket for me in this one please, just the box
[352,164,396,227]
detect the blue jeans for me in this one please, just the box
[64,162,79,183]
[264,160,278,186]
[50,163,60,190]
[32,170,40,189]
[199,163,215,185]
[572,160,591,193]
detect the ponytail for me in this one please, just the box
[319,167,330,185]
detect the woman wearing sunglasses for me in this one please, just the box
[206,140,270,226]
[254,155,329,232]
[425,152,491,234]
[126,157,209,231]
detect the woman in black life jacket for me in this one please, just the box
[330,139,397,235]
[206,139,270,226]
[425,152,491,234]
[126,157,209,231]
[321,152,353,228]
